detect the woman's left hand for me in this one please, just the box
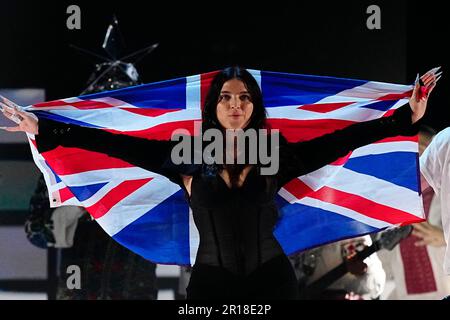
[409,68,441,124]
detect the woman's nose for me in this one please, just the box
[230,97,240,109]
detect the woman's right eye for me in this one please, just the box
[219,94,231,101]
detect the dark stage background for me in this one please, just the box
[1,1,412,108]
[0,0,450,299]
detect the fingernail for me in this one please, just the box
[415,73,420,85]
[429,66,441,74]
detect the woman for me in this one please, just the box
[1,67,439,299]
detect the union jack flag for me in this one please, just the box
[24,69,425,265]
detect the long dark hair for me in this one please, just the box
[202,66,267,131]
[201,67,270,187]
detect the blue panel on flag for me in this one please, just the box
[344,152,419,192]
[69,182,108,201]
[46,163,62,183]
[261,71,366,107]
[113,190,191,265]
[80,77,187,109]
[274,200,379,255]
[361,100,399,112]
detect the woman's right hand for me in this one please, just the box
[0,96,39,135]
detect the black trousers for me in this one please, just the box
[186,254,299,300]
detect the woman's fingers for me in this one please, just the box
[0,98,26,116]
[1,107,15,120]
[423,75,435,87]
[423,66,441,75]
[421,73,433,84]
[1,108,22,124]
[420,68,441,87]
[0,102,18,117]
[421,74,437,89]
[428,82,437,95]
[0,96,38,134]
[0,95,22,110]
[412,81,420,102]
[1,101,31,124]
[0,126,21,132]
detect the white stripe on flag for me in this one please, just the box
[266,100,409,123]
[248,69,262,90]
[96,176,181,236]
[27,135,73,207]
[58,167,155,186]
[337,81,413,100]
[45,108,201,131]
[186,74,201,110]
[297,142,417,191]
[78,180,123,208]
[351,141,418,158]
[91,97,137,108]
[296,196,393,229]
[319,167,423,218]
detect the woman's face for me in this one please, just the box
[216,79,254,130]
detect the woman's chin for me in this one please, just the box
[221,122,245,130]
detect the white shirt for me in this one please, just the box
[377,194,450,299]
[420,127,450,274]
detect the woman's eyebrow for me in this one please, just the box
[219,91,250,94]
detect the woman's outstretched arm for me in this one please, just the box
[277,69,439,186]
[0,98,178,177]
[35,117,176,175]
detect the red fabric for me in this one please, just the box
[399,187,437,294]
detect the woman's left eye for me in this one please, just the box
[240,95,251,101]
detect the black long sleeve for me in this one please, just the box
[35,117,177,179]
[277,104,420,187]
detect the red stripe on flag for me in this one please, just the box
[299,102,354,113]
[268,118,417,144]
[200,71,220,111]
[43,147,134,175]
[104,119,200,140]
[86,178,153,219]
[284,180,424,225]
[33,99,119,110]
[378,90,413,101]
[375,135,419,144]
[330,152,352,166]
[383,109,395,117]
[59,186,75,202]
[69,100,116,110]
[267,118,355,142]
[283,178,314,200]
[310,187,424,225]
[33,100,69,108]
[120,107,183,117]
[29,137,37,149]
